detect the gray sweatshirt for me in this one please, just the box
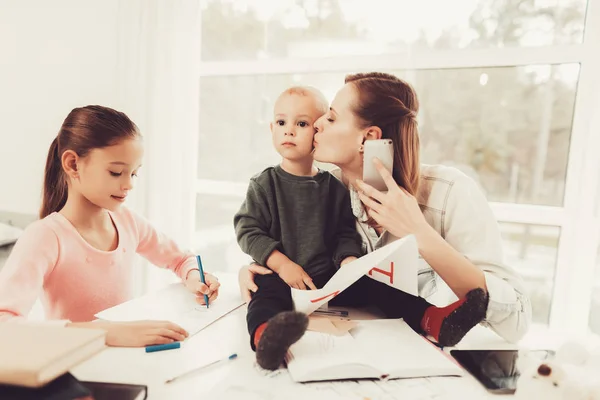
[233,165,363,278]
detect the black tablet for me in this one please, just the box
[450,349,554,394]
[82,380,147,400]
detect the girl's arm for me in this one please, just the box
[128,209,198,281]
[0,222,60,322]
[418,174,532,343]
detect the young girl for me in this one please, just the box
[0,105,220,347]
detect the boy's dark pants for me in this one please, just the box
[246,269,431,350]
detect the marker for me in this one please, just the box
[196,255,210,308]
[314,309,349,317]
[165,353,238,384]
[145,342,181,353]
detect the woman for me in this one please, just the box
[240,72,531,343]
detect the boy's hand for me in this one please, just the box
[184,270,220,305]
[278,262,317,290]
[340,256,358,267]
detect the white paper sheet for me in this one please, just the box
[95,282,244,335]
[349,320,464,378]
[209,354,459,400]
[292,235,419,314]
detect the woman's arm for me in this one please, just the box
[238,264,273,303]
[356,159,531,342]
[419,173,532,343]
[417,227,487,299]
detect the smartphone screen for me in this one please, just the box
[450,349,554,394]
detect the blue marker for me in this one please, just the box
[196,255,210,308]
[145,342,181,353]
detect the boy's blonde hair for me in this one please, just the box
[277,86,328,115]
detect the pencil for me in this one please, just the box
[195,255,210,308]
[165,353,238,384]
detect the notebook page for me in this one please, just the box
[286,331,382,382]
[211,355,457,400]
[350,319,464,379]
[95,283,243,335]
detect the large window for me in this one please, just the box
[196,0,600,331]
[201,0,588,61]
[199,65,578,205]
[500,222,560,324]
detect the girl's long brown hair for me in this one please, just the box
[345,72,420,196]
[40,105,139,218]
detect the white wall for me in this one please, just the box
[0,0,120,215]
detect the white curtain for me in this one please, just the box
[114,0,201,294]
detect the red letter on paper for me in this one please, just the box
[368,262,394,284]
[310,291,340,303]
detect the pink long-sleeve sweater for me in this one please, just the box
[0,207,197,323]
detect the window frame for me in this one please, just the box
[195,0,600,331]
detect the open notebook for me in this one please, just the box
[286,319,464,383]
[95,281,244,336]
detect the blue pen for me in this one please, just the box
[196,255,210,308]
[145,342,181,353]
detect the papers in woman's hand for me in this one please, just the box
[292,235,419,314]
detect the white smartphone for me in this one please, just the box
[363,139,394,192]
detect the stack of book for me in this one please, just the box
[0,324,146,399]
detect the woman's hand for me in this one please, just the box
[356,158,433,241]
[184,270,220,305]
[238,264,273,303]
[69,320,189,347]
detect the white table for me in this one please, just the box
[0,222,21,247]
[70,274,572,400]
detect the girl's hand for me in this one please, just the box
[184,270,220,305]
[278,262,317,290]
[356,158,433,241]
[238,264,273,303]
[89,320,189,347]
